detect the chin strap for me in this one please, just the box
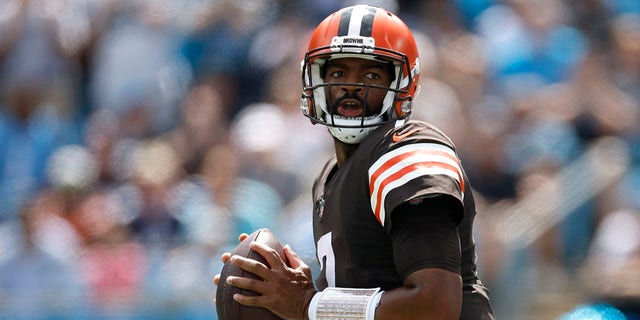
[325,114,384,144]
[308,287,384,320]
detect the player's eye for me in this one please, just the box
[365,72,381,80]
[329,70,345,78]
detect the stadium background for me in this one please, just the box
[0,0,638,319]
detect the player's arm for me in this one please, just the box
[302,196,463,320]
[308,196,462,320]
[305,269,460,320]
[375,195,463,319]
[373,269,462,319]
[308,196,463,320]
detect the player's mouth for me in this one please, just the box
[337,99,364,118]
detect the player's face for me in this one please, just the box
[323,58,394,118]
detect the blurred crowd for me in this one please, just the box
[0,0,638,319]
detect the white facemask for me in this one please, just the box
[325,114,385,144]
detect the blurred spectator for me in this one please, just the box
[503,112,582,175]
[90,1,191,136]
[76,190,148,315]
[0,80,81,221]
[452,0,495,30]
[125,138,185,247]
[230,103,303,206]
[167,82,229,175]
[170,143,238,248]
[566,0,614,51]
[149,242,220,319]
[574,208,640,318]
[572,47,639,142]
[173,142,283,240]
[83,108,123,186]
[0,0,96,220]
[609,13,640,111]
[476,0,588,89]
[604,0,640,16]
[0,0,81,90]
[46,144,99,197]
[0,192,85,318]
[181,0,280,117]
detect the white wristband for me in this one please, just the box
[307,287,384,320]
[366,291,384,320]
[307,292,321,320]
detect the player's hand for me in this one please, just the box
[213,233,249,286]
[227,243,317,320]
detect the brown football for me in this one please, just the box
[215,228,285,320]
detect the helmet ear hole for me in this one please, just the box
[401,101,412,114]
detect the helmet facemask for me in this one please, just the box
[301,49,416,144]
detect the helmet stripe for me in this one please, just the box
[337,7,353,36]
[337,5,377,37]
[347,6,365,36]
[359,6,377,37]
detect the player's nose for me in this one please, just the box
[340,80,363,94]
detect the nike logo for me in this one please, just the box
[392,128,421,142]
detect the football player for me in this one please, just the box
[215,5,495,319]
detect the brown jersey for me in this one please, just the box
[311,119,494,318]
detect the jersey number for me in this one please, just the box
[317,232,335,287]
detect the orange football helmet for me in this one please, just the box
[301,5,421,143]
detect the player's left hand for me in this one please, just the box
[226,242,317,320]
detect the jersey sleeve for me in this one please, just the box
[390,198,462,278]
[367,124,465,228]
